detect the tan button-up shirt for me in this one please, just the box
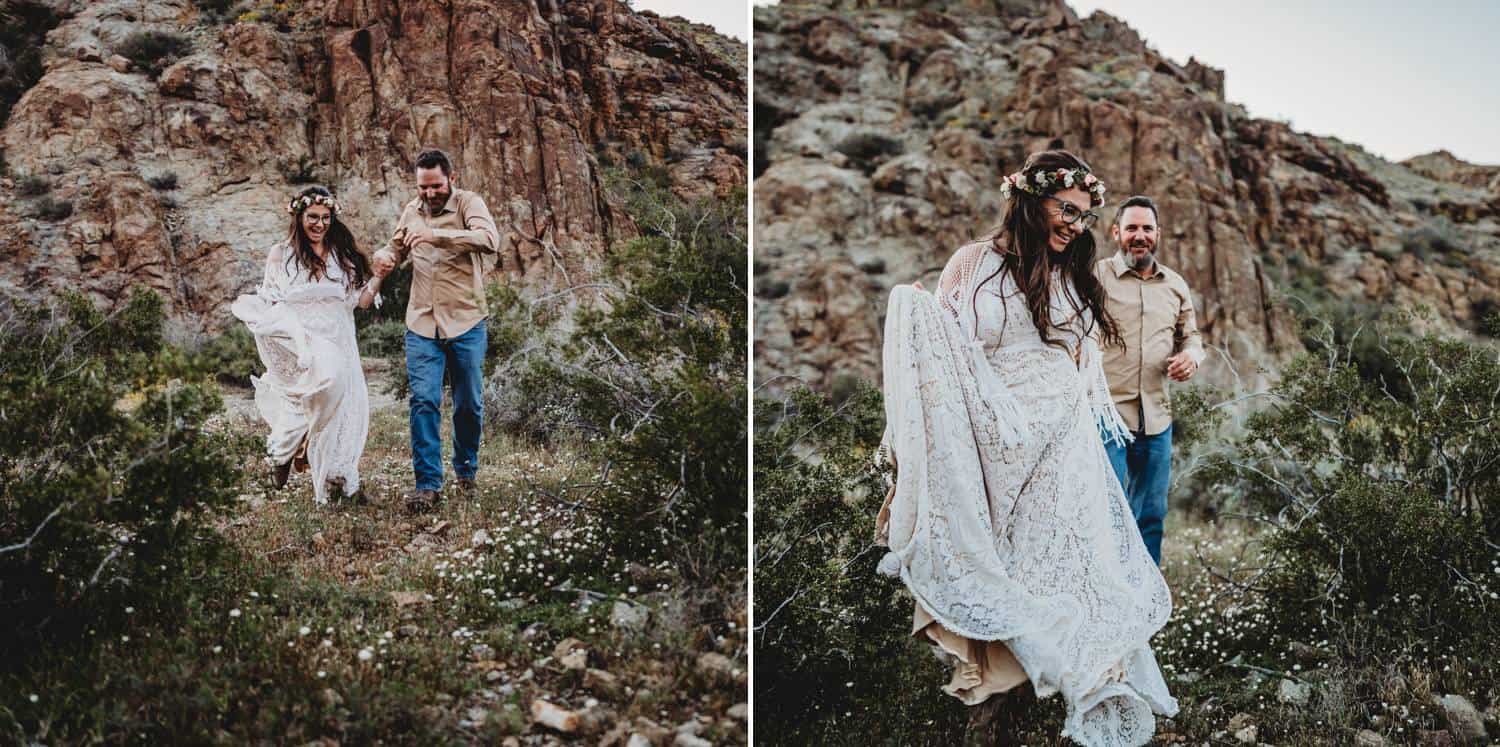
[1097,251,1206,435]
[389,188,500,339]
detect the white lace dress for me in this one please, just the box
[876,241,1178,746]
[230,242,376,504]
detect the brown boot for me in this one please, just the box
[454,477,477,497]
[405,488,440,514]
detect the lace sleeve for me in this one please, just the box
[936,242,987,319]
[1081,317,1133,446]
[259,243,290,303]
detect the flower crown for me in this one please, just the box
[286,193,341,216]
[999,166,1106,205]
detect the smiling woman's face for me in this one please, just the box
[1046,186,1092,254]
[302,204,332,244]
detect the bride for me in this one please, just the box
[877,150,1177,745]
[232,186,386,504]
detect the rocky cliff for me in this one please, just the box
[0,0,746,322]
[753,0,1500,392]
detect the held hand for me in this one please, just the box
[913,281,925,291]
[1166,352,1198,381]
[371,250,395,278]
[403,225,435,250]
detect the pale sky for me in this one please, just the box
[753,0,1500,166]
[634,0,748,41]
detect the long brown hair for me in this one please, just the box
[975,150,1122,351]
[284,185,370,288]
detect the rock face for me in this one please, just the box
[753,0,1500,392]
[0,0,745,322]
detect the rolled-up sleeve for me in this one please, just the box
[432,193,498,255]
[1174,284,1206,365]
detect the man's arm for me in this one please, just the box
[1174,285,1206,366]
[382,203,415,266]
[431,192,499,254]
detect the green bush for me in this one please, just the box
[0,289,249,663]
[33,195,71,220]
[189,323,261,386]
[115,31,193,78]
[1200,320,1500,660]
[146,171,178,190]
[355,319,406,359]
[0,2,60,127]
[15,173,49,196]
[753,385,966,745]
[193,0,239,20]
[478,166,747,583]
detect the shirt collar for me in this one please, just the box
[420,189,459,218]
[1113,250,1162,280]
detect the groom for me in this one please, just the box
[373,148,499,513]
[1096,195,1204,565]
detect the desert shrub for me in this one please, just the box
[753,384,966,745]
[278,154,324,184]
[115,31,193,78]
[573,170,747,582]
[1199,320,1500,662]
[0,289,249,663]
[189,323,261,386]
[481,286,580,445]
[33,195,72,220]
[1399,221,1467,267]
[15,173,49,196]
[0,2,60,127]
[478,166,746,582]
[355,318,406,359]
[146,171,178,190]
[194,0,239,20]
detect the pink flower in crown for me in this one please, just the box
[1084,173,1097,186]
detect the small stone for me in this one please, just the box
[397,624,421,638]
[389,590,425,608]
[105,54,132,74]
[466,706,489,723]
[727,702,747,720]
[1289,641,1328,661]
[611,601,649,631]
[626,735,652,747]
[696,652,736,679]
[1439,695,1487,744]
[1277,678,1312,707]
[1227,713,1254,732]
[560,648,588,670]
[1233,724,1258,744]
[1418,730,1454,747]
[553,637,586,659]
[486,669,504,682]
[586,667,622,695]
[1355,730,1389,747]
[674,734,711,747]
[532,699,580,733]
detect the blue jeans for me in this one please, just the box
[1102,422,1172,565]
[406,321,486,491]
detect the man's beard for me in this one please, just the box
[426,190,450,211]
[1124,242,1155,271]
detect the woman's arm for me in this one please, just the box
[356,273,384,310]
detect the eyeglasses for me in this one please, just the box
[304,214,334,225]
[1044,196,1100,231]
